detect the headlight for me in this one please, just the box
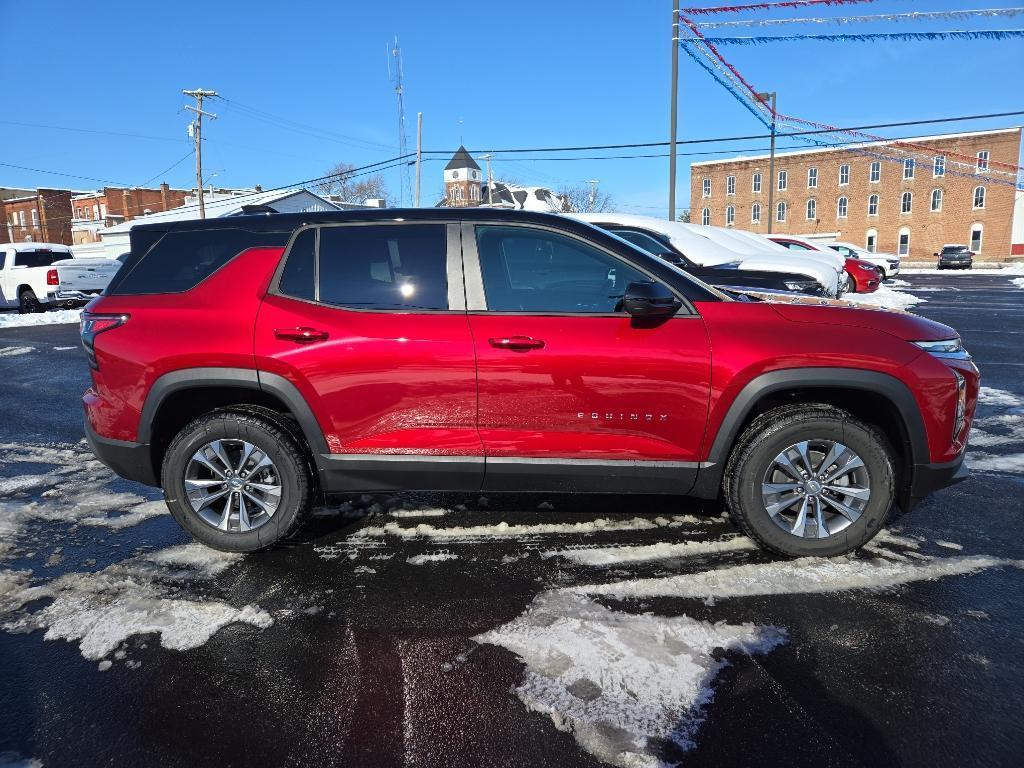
[912,338,971,360]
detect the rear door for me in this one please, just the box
[254,221,483,491]
[463,221,712,493]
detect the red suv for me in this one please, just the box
[82,209,978,557]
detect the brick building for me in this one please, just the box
[1,189,75,245]
[689,128,1022,262]
[443,145,483,207]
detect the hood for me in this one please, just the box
[728,253,839,293]
[765,296,957,341]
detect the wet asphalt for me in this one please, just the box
[1,272,1023,768]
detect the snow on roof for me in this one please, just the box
[479,182,565,213]
[99,188,341,235]
[690,126,1022,167]
[2,242,73,252]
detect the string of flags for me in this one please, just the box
[682,0,877,15]
[684,29,1024,45]
[695,8,1024,29]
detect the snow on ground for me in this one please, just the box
[476,592,786,768]
[563,554,1022,602]
[0,347,34,358]
[841,284,925,310]
[543,536,755,566]
[966,452,1024,473]
[389,508,448,519]
[0,753,44,768]
[978,387,1022,407]
[1012,277,1024,289]
[0,308,82,328]
[0,543,270,661]
[406,552,459,565]
[967,387,1024,474]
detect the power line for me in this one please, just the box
[137,150,196,188]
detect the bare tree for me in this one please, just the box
[315,162,390,204]
[557,184,615,213]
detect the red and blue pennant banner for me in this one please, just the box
[682,0,878,15]
[695,8,1024,28]
[681,29,1024,44]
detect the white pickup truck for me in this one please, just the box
[1,242,122,313]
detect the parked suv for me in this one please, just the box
[82,209,978,558]
[936,244,974,270]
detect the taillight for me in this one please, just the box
[47,268,59,286]
[80,313,128,370]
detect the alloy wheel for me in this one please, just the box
[185,439,282,533]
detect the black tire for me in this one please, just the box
[843,274,856,294]
[18,288,39,314]
[161,410,315,552]
[723,403,896,558]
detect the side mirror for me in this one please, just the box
[622,281,681,317]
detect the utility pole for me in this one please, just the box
[586,179,600,212]
[414,112,423,207]
[183,88,218,219]
[758,91,777,233]
[481,153,494,206]
[668,0,680,220]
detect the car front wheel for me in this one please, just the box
[161,410,315,552]
[724,404,896,557]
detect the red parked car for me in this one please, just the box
[844,258,881,293]
[82,209,978,558]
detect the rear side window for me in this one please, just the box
[278,229,316,301]
[110,228,289,295]
[13,250,59,268]
[317,224,448,310]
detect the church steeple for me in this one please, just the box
[443,145,482,207]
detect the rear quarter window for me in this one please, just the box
[109,228,289,295]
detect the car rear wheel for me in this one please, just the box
[161,410,315,552]
[724,404,896,557]
[18,288,39,314]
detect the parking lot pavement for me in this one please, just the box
[1,273,1023,768]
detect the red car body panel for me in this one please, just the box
[845,257,881,293]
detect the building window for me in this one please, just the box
[777,170,788,191]
[701,207,710,226]
[92,204,99,219]
[806,198,816,220]
[837,197,848,218]
[100,203,107,217]
[752,173,762,193]
[751,202,761,223]
[726,205,735,226]
[970,224,983,253]
[934,156,945,177]
[977,150,989,171]
[702,178,711,197]
[931,188,943,212]
[776,201,787,223]
[807,167,818,189]
[18,211,25,227]
[901,191,913,214]
[866,229,877,253]
[903,158,915,180]
[839,164,850,186]
[868,194,879,216]
[973,186,986,209]
[31,209,39,226]
[870,161,881,183]
[726,175,735,196]
[898,227,911,256]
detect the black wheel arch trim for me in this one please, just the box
[138,367,330,456]
[692,367,929,499]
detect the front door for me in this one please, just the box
[254,221,483,490]
[463,222,712,493]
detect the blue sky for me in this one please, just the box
[2,0,1022,213]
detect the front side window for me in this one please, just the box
[751,202,761,223]
[973,186,986,209]
[839,164,850,185]
[806,198,816,220]
[868,194,879,216]
[903,158,915,180]
[807,167,818,189]
[726,205,735,226]
[776,201,787,222]
[870,161,881,183]
[934,156,945,177]
[977,150,989,171]
[901,191,912,214]
[752,173,762,193]
[702,178,711,197]
[318,224,448,310]
[726,175,736,196]
[778,170,788,191]
[701,207,710,226]
[475,225,649,314]
[837,197,848,218]
[931,188,943,212]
